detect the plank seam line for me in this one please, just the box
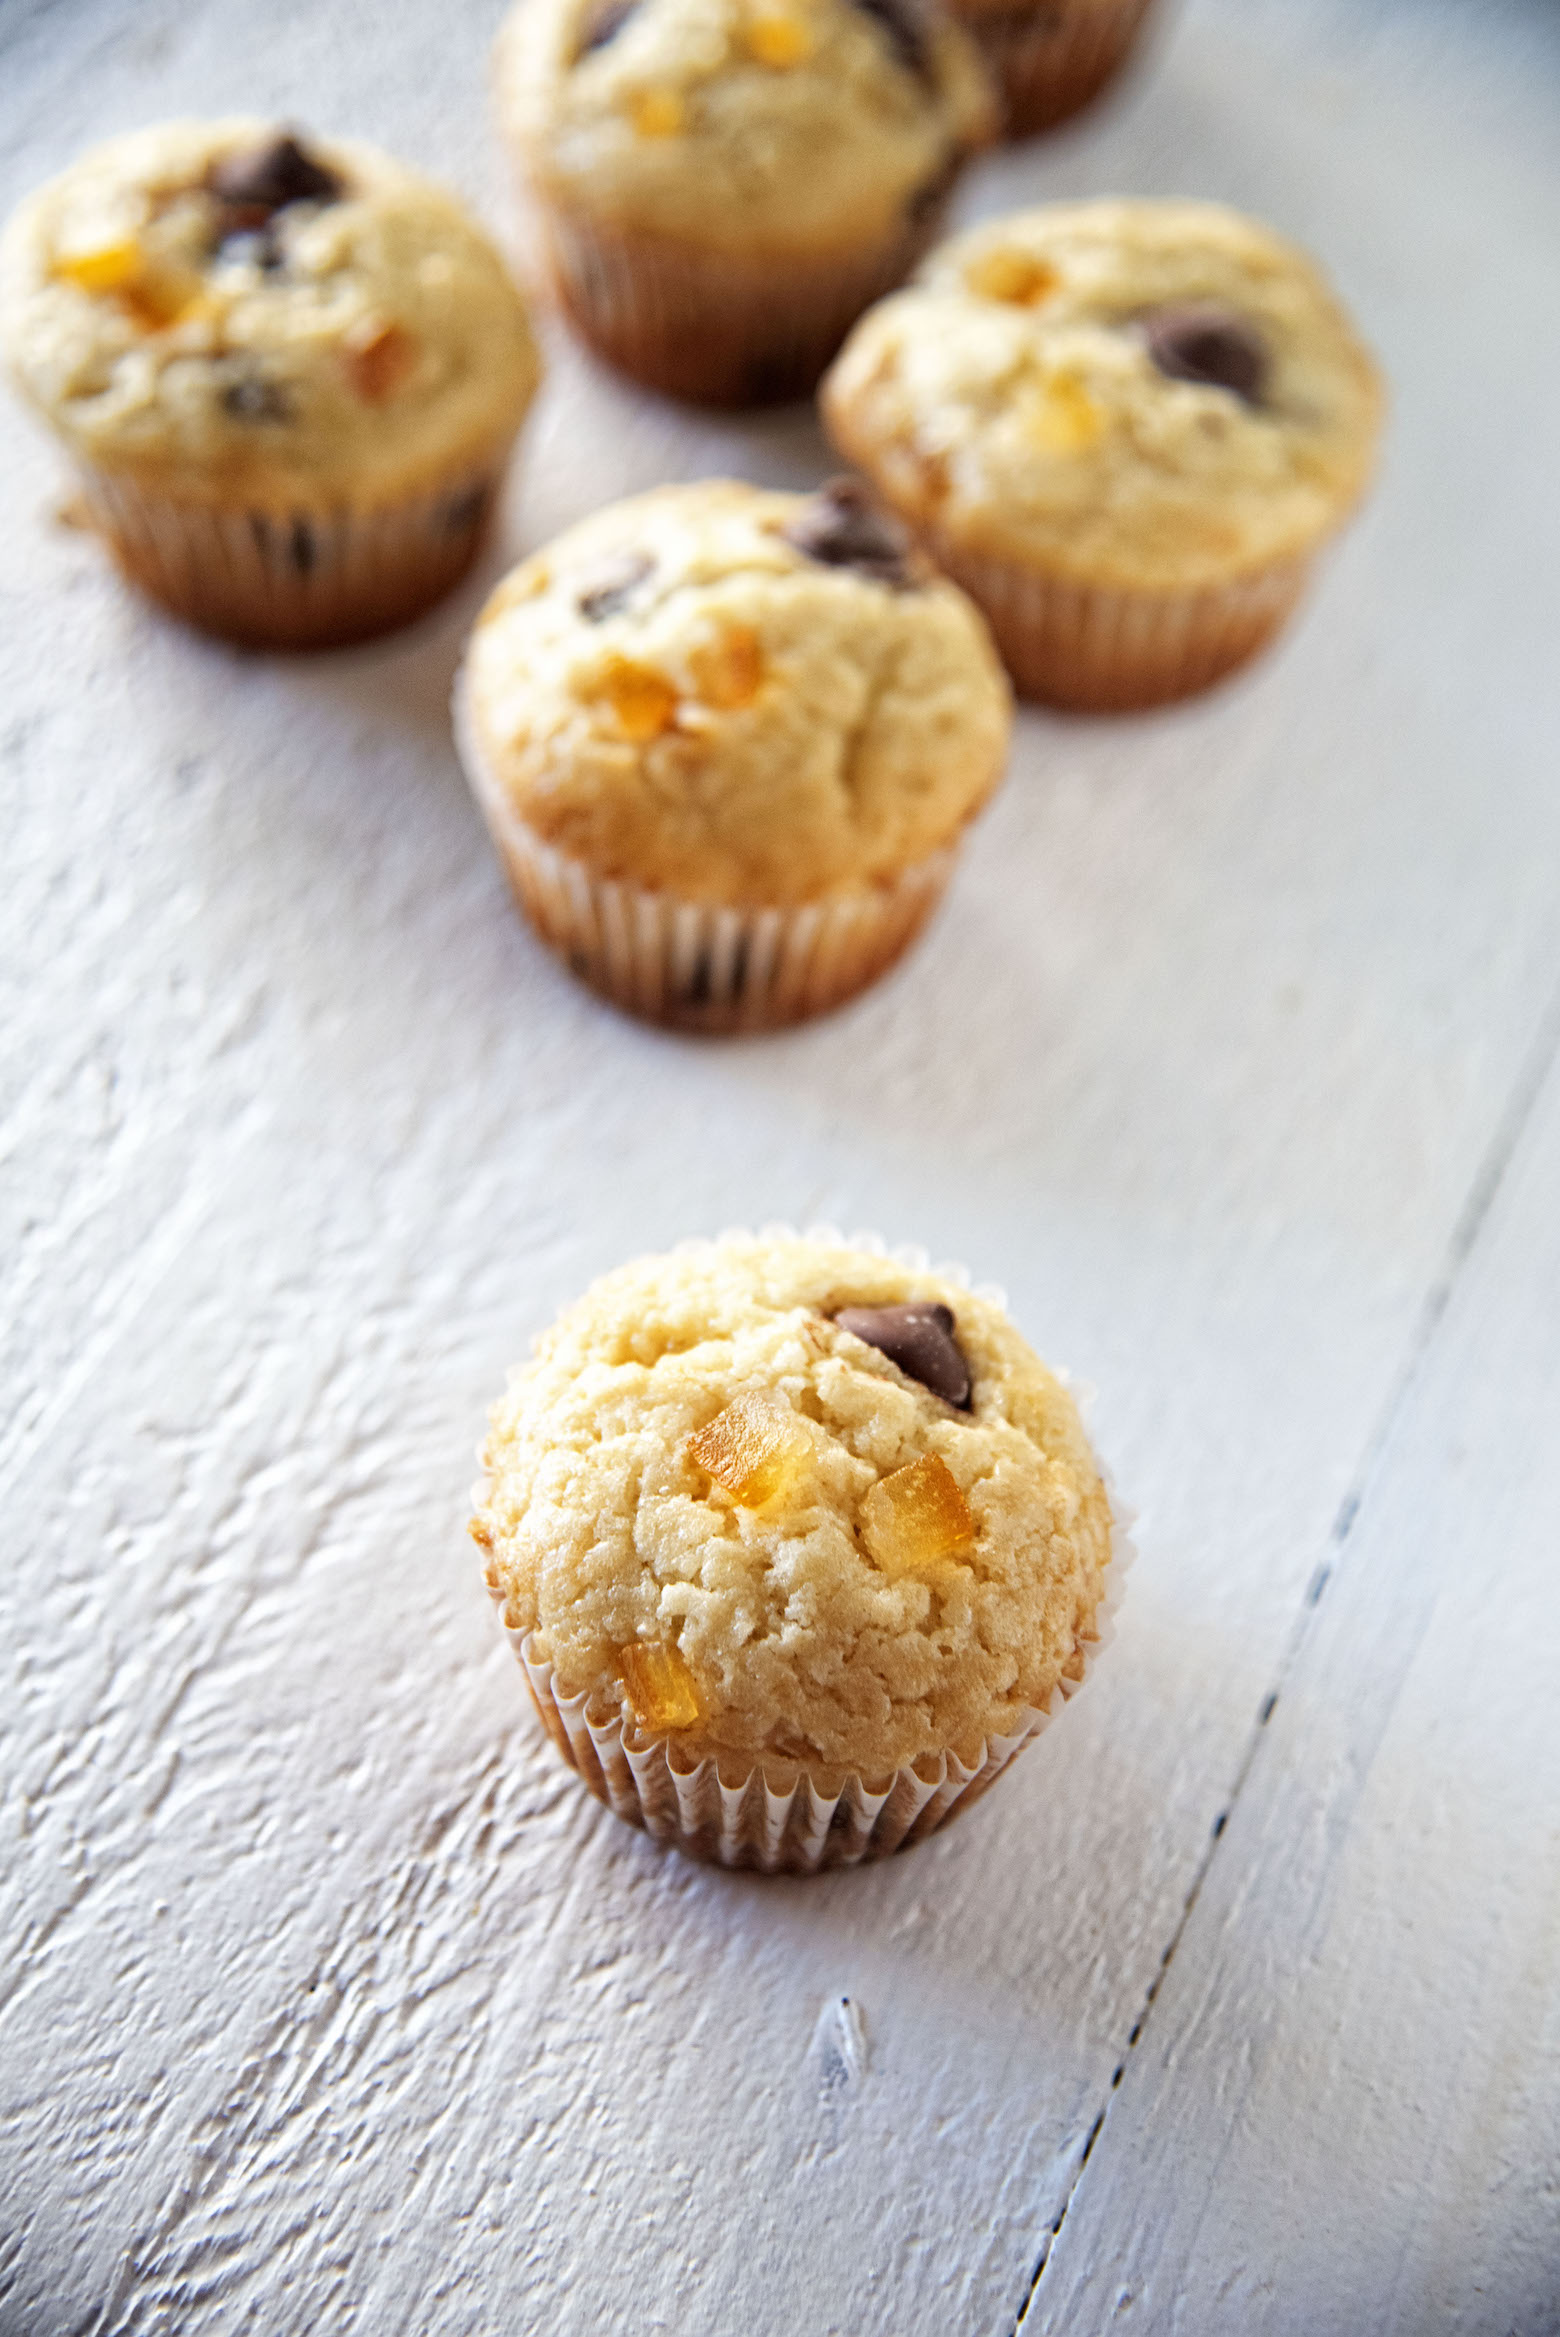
[1007,965,1560,2336]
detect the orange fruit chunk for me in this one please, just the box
[54,237,144,295]
[628,87,685,136]
[747,12,814,65]
[686,1390,811,1508]
[687,623,763,710]
[966,249,1058,307]
[862,1454,975,1575]
[343,318,418,403]
[1029,372,1103,454]
[596,655,680,741]
[618,1641,702,1731]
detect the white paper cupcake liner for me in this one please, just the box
[965,0,1159,137]
[535,198,954,406]
[478,1224,1134,1873]
[74,441,516,650]
[921,527,1313,710]
[453,673,961,1031]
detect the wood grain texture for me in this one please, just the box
[1025,1013,1560,2336]
[1,1,1558,2331]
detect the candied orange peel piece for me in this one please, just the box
[595,655,680,741]
[617,1640,702,1731]
[343,318,418,403]
[966,248,1058,307]
[687,622,763,711]
[862,1454,975,1576]
[686,1389,812,1508]
[54,236,144,295]
[628,86,685,136]
[1029,372,1104,455]
[746,11,814,66]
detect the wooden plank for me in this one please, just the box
[0,1,1558,2332]
[1028,1015,1560,2334]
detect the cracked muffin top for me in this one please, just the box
[1,120,540,501]
[473,1233,1113,1778]
[456,478,1011,906]
[493,0,994,256]
[823,199,1385,590]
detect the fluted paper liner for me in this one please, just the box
[535,199,953,407]
[968,0,1158,138]
[479,1225,1133,1872]
[454,672,961,1031]
[73,438,517,650]
[922,526,1312,710]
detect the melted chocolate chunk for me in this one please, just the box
[209,133,342,219]
[221,374,291,423]
[576,549,656,622]
[781,478,917,590]
[834,1302,972,1409]
[848,0,933,80]
[576,0,639,54]
[1142,302,1267,404]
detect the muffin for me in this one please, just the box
[822,200,1386,709]
[492,0,995,404]
[1,120,541,647]
[471,1232,1118,1869]
[453,477,1011,1030]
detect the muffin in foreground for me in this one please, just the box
[493,0,994,404]
[454,478,1011,1030]
[1,121,541,647]
[953,0,1158,138]
[822,199,1385,709]
[471,1233,1117,1870]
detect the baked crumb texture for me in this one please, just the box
[476,1235,1112,1780]
[1,119,540,504]
[460,479,1011,909]
[824,198,1385,592]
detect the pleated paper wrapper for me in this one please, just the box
[922,525,1313,711]
[964,0,1159,138]
[478,1226,1134,1874]
[533,197,955,407]
[73,436,517,650]
[454,673,961,1032]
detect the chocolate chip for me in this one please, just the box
[576,0,639,54]
[576,549,655,621]
[833,1302,972,1409]
[847,0,933,80]
[781,478,917,590]
[209,133,342,218]
[1141,303,1267,404]
[221,374,291,423]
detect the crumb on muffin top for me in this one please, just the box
[494,0,995,255]
[458,478,1011,906]
[1,120,540,500]
[474,1235,1112,1777]
[823,199,1385,589]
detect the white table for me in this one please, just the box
[4,1,1559,2329]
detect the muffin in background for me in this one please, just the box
[822,199,1385,709]
[493,0,995,405]
[472,1231,1118,1869]
[1,121,541,647]
[953,0,1159,138]
[454,477,1011,1030]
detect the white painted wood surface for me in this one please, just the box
[2,1,1558,2331]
